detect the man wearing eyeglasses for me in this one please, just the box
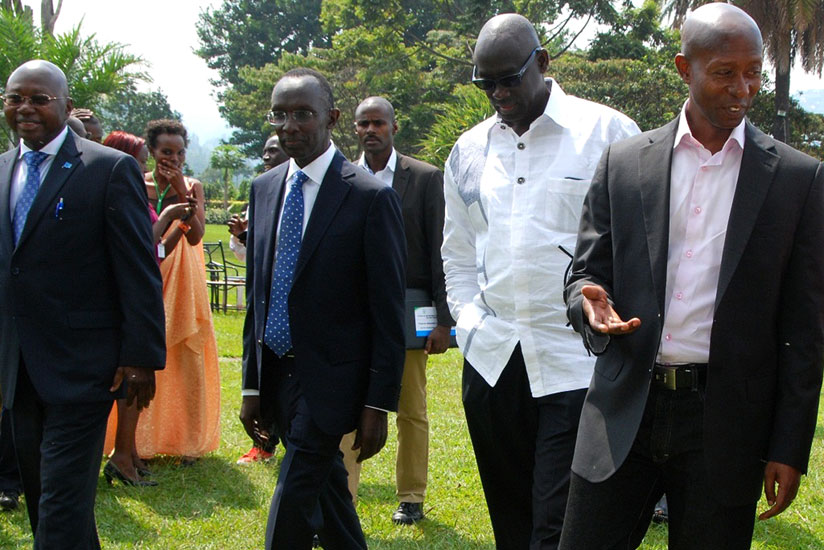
[441,14,639,549]
[0,60,164,549]
[240,68,406,549]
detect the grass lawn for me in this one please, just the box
[2,314,823,548]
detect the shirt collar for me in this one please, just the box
[674,100,746,152]
[357,148,397,175]
[287,141,337,184]
[540,78,575,129]
[19,126,69,158]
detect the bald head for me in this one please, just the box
[681,3,762,59]
[7,60,69,97]
[474,13,541,65]
[355,97,395,122]
[67,116,87,137]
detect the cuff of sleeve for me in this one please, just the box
[365,405,389,413]
[242,389,260,397]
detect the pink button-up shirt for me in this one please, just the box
[658,104,746,364]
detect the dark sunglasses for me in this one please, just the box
[471,47,543,91]
[1,93,71,107]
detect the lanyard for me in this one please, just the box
[154,170,171,216]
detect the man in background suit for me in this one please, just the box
[339,96,452,524]
[560,5,824,548]
[239,68,406,549]
[0,60,165,549]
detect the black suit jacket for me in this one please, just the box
[392,153,452,326]
[565,120,824,506]
[0,130,166,407]
[242,150,407,436]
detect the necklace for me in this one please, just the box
[154,170,171,215]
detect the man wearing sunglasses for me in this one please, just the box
[441,13,639,549]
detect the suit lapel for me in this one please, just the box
[0,149,17,256]
[392,154,410,203]
[258,167,288,287]
[15,134,81,250]
[638,119,678,314]
[294,151,350,280]
[714,123,778,310]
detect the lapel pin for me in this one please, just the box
[62,162,72,169]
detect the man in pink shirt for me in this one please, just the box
[560,4,824,549]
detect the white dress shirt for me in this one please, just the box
[9,126,69,218]
[442,78,640,397]
[357,148,397,188]
[658,104,746,364]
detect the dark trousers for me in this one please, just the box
[463,345,587,550]
[10,363,111,550]
[0,408,22,496]
[263,351,366,550]
[559,384,758,550]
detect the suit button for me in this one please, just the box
[517,177,525,184]
[258,339,263,345]
[11,267,20,276]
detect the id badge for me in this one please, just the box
[157,242,166,259]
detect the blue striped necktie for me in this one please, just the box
[264,170,308,356]
[13,150,48,245]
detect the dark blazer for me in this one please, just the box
[392,153,452,326]
[242,150,407,436]
[565,120,824,506]
[0,130,166,407]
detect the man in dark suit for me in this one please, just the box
[559,5,824,548]
[0,60,165,549]
[239,68,406,549]
[338,96,452,524]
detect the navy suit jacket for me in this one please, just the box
[565,120,824,506]
[0,130,166,408]
[242,150,406,436]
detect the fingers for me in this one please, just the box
[759,462,801,520]
[356,409,388,463]
[580,284,641,335]
[239,397,263,445]
[109,367,125,392]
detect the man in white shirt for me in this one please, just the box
[560,4,824,549]
[441,13,639,549]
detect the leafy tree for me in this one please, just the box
[98,84,181,137]
[664,0,824,143]
[210,143,247,209]
[0,6,145,148]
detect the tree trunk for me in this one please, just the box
[223,168,230,210]
[771,56,791,143]
[40,0,63,36]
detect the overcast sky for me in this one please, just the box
[42,1,824,145]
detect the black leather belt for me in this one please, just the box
[652,363,707,391]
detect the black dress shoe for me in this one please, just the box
[392,502,424,525]
[0,491,19,511]
[103,461,158,487]
[652,495,668,524]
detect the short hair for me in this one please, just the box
[280,68,335,110]
[145,119,188,149]
[103,131,146,159]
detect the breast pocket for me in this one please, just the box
[544,178,591,234]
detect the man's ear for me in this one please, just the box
[327,108,341,129]
[674,54,691,84]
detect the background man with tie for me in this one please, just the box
[560,4,824,548]
[0,60,165,549]
[239,68,406,549]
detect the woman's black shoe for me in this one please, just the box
[104,461,157,487]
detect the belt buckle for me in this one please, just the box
[657,365,678,390]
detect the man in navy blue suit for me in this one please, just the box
[0,60,165,549]
[239,68,406,549]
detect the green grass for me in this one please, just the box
[1,312,823,549]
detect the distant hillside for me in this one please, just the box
[796,89,824,115]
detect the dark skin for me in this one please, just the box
[241,75,387,463]
[354,97,451,354]
[473,14,550,136]
[4,61,158,410]
[579,4,798,521]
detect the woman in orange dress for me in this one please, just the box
[136,119,220,462]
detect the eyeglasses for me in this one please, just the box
[267,109,317,127]
[471,47,543,91]
[1,93,71,107]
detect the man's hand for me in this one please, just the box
[581,284,641,335]
[351,408,388,463]
[110,366,156,411]
[240,395,267,447]
[759,461,801,520]
[425,325,451,355]
[228,214,248,237]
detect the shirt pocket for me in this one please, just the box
[544,178,591,235]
